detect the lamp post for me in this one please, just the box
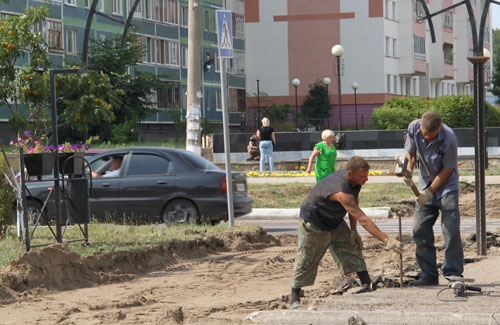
[256,78,260,127]
[292,78,300,130]
[323,77,331,129]
[351,81,359,130]
[331,44,344,131]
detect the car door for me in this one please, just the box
[117,152,174,222]
[89,154,123,220]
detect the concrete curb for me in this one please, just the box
[245,310,495,324]
[240,207,392,220]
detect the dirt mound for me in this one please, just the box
[0,227,278,304]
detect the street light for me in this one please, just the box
[256,78,260,127]
[292,78,300,130]
[351,81,359,130]
[332,44,344,131]
[323,77,331,129]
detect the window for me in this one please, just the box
[154,38,179,65]
[157,82,181,109]
[233,14,244,39]
[65,0,76,5]
[153,0,178,24]
[204,10,210,31]
[166,0,178,24]
[413,35,426,59]
[232,50,245,74]
[443,11,453,29]
[66,29,77,54]
[385,0,396,20]
[46,20,63,52]
[414,0,425,19]
[180,5,188,26]
[215,89,221,111]
[112,0,123,15]
[128,154,168,175]
[443,44,453,65]
[181,46,188,68]
[132,0,154,19]
[86,0,104,12]
[385,37,397,57]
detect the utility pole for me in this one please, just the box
[186,0,202,154]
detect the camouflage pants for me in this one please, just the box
[291,218,367,289]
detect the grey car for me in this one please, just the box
[24,147,253,225]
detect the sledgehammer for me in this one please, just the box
[394,156,420,196]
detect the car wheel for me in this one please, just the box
[162,199,198,225]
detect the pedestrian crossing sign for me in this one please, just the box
[216,10,233,58]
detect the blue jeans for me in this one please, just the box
[413,190,463,280]
[259,140,274,171]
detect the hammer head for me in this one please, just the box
[394,156,408,177]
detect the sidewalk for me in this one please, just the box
[247,174,500,185]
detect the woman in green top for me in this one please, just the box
[305,129,337,183]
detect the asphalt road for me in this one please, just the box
[236,217,500,235]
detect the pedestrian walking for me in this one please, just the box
[306,129,337,183]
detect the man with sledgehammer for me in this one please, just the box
[289,156,404,309]
[404,111,464,286]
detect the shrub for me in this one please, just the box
[0,156,16,237]
[371,95,500,129]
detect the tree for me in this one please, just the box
[260,103,293,131]
[301,80,330,130]
[0,6,51,136]
[491,28,500,104]
[59,35,166,143]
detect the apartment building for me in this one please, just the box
[0,0,247,129]
[244,0,492,130]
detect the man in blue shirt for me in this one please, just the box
[404,111,463,286]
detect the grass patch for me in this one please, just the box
[248,182,414,209]
[0,223,260,268]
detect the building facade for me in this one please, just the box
[0,0,247,132]
[244,0,492,130]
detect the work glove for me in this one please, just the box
[350,230,363,250]
[384,236,403,255]
[416,189,433,205]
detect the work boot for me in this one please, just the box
[290,288,301,309]
[408,277,438,286]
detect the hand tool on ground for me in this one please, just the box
[447,276,482,296]
[394,156,420,196]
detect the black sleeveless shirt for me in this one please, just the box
[300,169,361,231]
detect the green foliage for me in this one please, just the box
[82,36,164,143]
[301,81,330,129]
[371,95,500,129]
[432,95,474,127]
[0,157,15,237]
[261,103,293,130]
[371,97,429,129]
[491,28,500,104]
[0,6,51,136]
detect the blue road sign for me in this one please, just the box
[216,10,233,58]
